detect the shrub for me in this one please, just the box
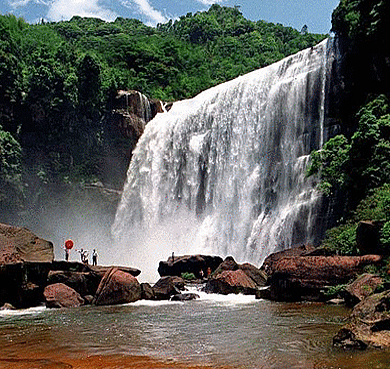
[322,222,358,255]
[181,272,196,281]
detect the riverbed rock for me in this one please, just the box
[170,293,200,301]
[333,290,390,349]
[344,273,383,307]
[93,267,141,306]
[158,254,223,279]
[263,255,382,302]
[140,282,155,300]
[47,270,101,297]
[44,283,84,308]
[239,263,267,287]
[89,265,141,278]
[152,276,185,300]
[260,244,316,276]
[204,269,258,295]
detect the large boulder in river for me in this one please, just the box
[89,264,141,278]
[260,255,382,302]
[344,273,383,307]
[47,270,101,297]
[260,244,316,276]
[204,269,258,295]
[93,267,141,306]
[158,254,223,279]
[44,283,84,308]
[0,223,54,308]
[333,290,390,349]
[152,276,185,300]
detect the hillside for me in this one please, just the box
[0,4,326,223]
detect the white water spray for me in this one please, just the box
[112,39,334,282]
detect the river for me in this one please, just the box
[1,288,389,369]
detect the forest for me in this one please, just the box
[0,4,325,221]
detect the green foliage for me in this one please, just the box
[181,272,196,281]
[309,95,390,206]
[0,8,327,217]
[380,221,390,250]
[322,283,347,299]
[0,126,23,209]
[307,135,350,195]
[331,0,390,43]
[322,223,358,256]
[354,184,390,222]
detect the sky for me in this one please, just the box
[0,0,340,34]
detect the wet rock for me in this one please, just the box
[344,273,383,307]
[333,290,390,349]
[152,276,185,300]
[44,283,84,308]
[204,269,258,295]
[158,254,223,279]
[47,270,101,297]
[93,267,141,306]
[263,255,382,302]
[140,282,155,300]
[239,263,267,287]
[89,265,141,278]
[260,244,316,276]
[170,293,200,301]
[0,303,16,310]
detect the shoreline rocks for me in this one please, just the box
[257,254,382,302]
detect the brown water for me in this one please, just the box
[1,290,390,369]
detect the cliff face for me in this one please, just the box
[329,0,390,136]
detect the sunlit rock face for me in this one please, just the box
[112,39,336,281]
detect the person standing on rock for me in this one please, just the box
[92,249,98,266]
[63,246,70,261]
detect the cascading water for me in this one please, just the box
[112,39,335,281]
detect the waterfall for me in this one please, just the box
[112,39,335,281]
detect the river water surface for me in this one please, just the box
[1,288,390,369]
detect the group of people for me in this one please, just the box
[63,242,98,266]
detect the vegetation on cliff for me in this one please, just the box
[0,5,325,221]
[309,0,390,257]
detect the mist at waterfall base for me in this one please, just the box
[112,39,334,282]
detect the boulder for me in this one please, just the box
[152,276,185,300]
[344,273,383,307]
[264,255,382,302]
[0,223,53,308]
[239,263,267,287]
[44,283,84,308]
[0,303,16,310]
[213,256,239,275]
[356,221,382,255]
[333,290,390,349]
[140,282,155,300]
[89,265,141,278]
[204,269,258,295]
[170,293,200,301]
[0,223,54,263]
[93,267,141,306]
[260,244,316,276]
[158,254,223,279]
[47,270,101,297]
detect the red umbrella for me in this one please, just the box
[65,239,74,249]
